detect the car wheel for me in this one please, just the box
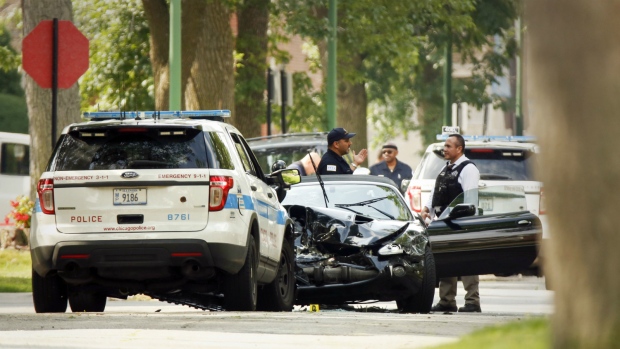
[257,239,295,311]
[397,247,436,314]
[32,269,68,313]
[69,289,107,312]
[224,235,258,311]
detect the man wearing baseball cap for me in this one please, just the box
[369,142,413,192]
[317,127,368,175]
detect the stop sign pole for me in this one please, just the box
[52,18,59,149]
[22,19,89,148]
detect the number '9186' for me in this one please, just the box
[168,214,190,220]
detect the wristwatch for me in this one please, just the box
[351,163,358,168]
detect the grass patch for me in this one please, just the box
[432,317,550,349]
[0,249,31,292]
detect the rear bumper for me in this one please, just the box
[31,239,246,278]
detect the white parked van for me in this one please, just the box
[0,132,30,217]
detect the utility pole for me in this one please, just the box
[515,17,523,136]
[169,0,182,110]
[443,37,452,126]
[326,0,337,130]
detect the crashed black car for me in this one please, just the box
[282,175,542,313]
[282,175,436,313]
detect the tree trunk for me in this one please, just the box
[234,0,269,137]
[22,0,81,199]
[527,2,620,348]
[144,0,235,114]
[142,0,169,110]
[337,54,368,165]
[184,0,234,113]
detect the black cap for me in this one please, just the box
[327,128,356,144]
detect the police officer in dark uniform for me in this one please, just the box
[421,134,481,313]
[317,128,368,175]
[369,142,413,192]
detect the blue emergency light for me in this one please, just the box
[83,110,231,120]
[435,134,537,142]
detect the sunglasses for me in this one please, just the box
[382,150,394,154]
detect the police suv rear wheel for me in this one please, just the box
[32,269,68,313]
[224,235,258,311]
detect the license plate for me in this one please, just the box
[114,188,147,205]
[479,197,493,212]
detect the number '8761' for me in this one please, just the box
[168,214,190,220]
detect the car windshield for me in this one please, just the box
[283,182,414,221]
[48,128,233,171]
[437,185,529,219]
[413,147,537,181]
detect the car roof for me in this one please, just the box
[427,140,538,152]
[298,174,398,187]
[246,132,328,149]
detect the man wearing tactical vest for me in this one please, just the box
[421,134,482,313]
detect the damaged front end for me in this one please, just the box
[287,205,430,305]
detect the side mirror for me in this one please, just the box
[269,169,301,202]
[400,179,411,194]
[448,204,476,219]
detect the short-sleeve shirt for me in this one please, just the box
[286,161,306,176]
[317,149,353,175]
[369,160,413,189]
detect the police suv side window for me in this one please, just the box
[239,136,266,180]
[230,133,257,176]
[206,132,234,169]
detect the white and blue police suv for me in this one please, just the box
[30,110,299,313]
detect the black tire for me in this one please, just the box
[69,290,107,312]
[32,269,68,313]
[397,248,436,313]
[224,235,258,311]
[257,239,295,311]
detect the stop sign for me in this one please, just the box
[23,20,89,89]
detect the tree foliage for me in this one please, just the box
[276,0,519,148]
[74,0,154,112]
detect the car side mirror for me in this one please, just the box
[448,204,476,219]
[268,169,301,202]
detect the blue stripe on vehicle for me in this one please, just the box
[223,194,286,225]
[34,199,41,213]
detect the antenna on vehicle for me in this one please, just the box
[309,152,329,208]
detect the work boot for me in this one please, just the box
[431,303,457,313]
[458,303,481,313]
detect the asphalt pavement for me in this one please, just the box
[0,276,552,349]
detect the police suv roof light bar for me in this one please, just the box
[83,110,231,121]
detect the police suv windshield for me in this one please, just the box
[49,127,234,171]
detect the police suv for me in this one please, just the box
[405,135,548,275]
[30,110,299,313]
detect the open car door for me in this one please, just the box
[427,185,541,278]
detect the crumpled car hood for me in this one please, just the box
[289,205,428,255]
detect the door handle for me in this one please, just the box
[251,185,257,191]
[268,193,273,198]
[517,220,531,225]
